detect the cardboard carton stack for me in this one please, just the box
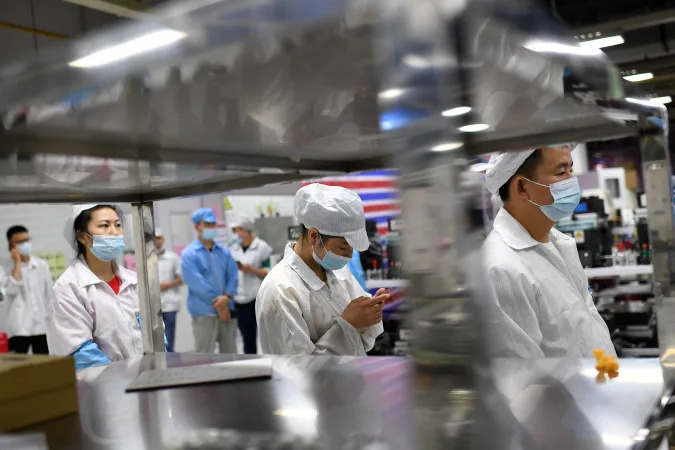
[0,354,78,431]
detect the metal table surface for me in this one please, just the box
[489,357,667,449]
[12,354,668,449]
[20,353,416,450]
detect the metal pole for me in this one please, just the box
[638,110,675,368]
[131,202,165,354]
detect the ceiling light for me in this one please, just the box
[431,142,463,152]
[469,162,489,172]
[273,408,318,419]
[626,96,671,107]
[442,106,472,117]
[623,72,654,82]
[379,88,404,99]
[402,54,430,69]
[652,95,672,104]
[578,35,624,49]
[69,29,187,68]
[459,123,490,133]
[524,40,603,56]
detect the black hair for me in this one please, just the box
[73,205,118,257]
[498,149,543,202]
[297,224,339,249]
[6,225,28,243]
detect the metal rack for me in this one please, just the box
[1,0,674,448]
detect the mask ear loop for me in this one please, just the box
[522,177,554,207]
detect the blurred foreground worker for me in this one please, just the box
[181,208,238,354]
[483,146,615,358]
[49,204,142,370]
[2,225,53,354]
[155,228,182,353]
[257,184,388,355]
[229,216,273,354]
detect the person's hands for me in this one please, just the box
[213,295,230,310]
[239,263,254,274]
[10,247,21,264]
[341,294,389,329]
[217,305,231,322]
[159,282,171,292]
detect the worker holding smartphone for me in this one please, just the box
[256,184,388,355]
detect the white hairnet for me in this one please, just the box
[294,183,369,252]
[155,227,164,237]
[485,144,578,196]
[63,204,122,251]
[229,215,255,231]
[484,150,536,196]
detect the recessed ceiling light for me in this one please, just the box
[431,142,463,152]
[459,123,490,132]
[69,29,187,68]
[524,40,603,56]
[623,72,654,82]
[441,106,472,117]
[578,35,624,49]
[652,96,672,104]
[469,162,489,172]
[378,88,404,99]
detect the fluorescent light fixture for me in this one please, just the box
[626,96,672,107]
[578,35,624,49]
[652,95,672,104]
[469,162,489,172]
[442,106,472,117]
[623,72,654,82]
[273,408,318,419]
[626,97,658,107]
[459,123,489,133]
[379,88,404,99]
[431,142,463,152]
[69,29,187,68]
[403,54,430,69]
[524,39,603,56]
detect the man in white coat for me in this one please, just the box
[2,225,54,354]
[257,184,388,355]
[483,146,615,358]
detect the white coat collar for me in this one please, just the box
[73,258,137,289]
[21,257,40,268]
[283,243,326,292]
[493,208,574,251]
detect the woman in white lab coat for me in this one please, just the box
[47,204,143,370]
[256,184,389,356]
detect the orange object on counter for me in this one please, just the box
[593,349,620,373]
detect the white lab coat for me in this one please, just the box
[158,249,182,313]
[1,257,54,337]
[482,208,615,358]
[256,244,383,355]
[47,259,143,360]
[230,237,273,304]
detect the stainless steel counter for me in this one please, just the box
[489,358,667,449]
[21,353,415,450]
[16,354,668,449]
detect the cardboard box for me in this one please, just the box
[0,354,78,431]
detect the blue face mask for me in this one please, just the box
[231,234,242,246]
[525,177,581,222]
[312,236,351,271]
[89,235,125,262]
[202,228,218,241]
